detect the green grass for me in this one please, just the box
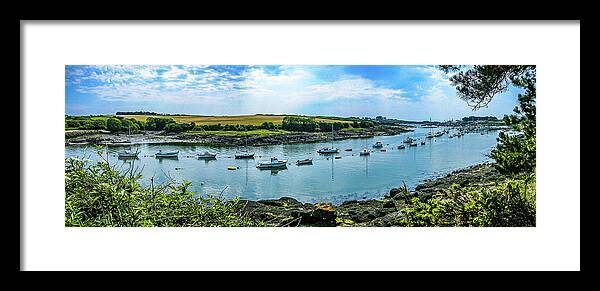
[119,114,353,126]
[187,129,289,136]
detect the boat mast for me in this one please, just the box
[331,123,334,148]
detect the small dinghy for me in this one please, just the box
[235,150,255,159]
[118,149,139,158]
[344,148,352,151]
[296,158,313,165]
[197,151,217,159]
[256,157,288,169]
[397,144,405,149]
[372,141,383,148]
[317,147,339,154]
[155,150,179,158]
[359,148,370,156]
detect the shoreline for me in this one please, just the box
[65,126,414,147]
[238,162,503,226]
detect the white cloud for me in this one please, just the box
[66,65,517,119]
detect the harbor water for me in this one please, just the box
[65,127,500,204]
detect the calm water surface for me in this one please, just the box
[65,127,499,204]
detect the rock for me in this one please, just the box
[382,200,396,208]
[336,199,397,223]
[258,197,303,208]
[289,203,337,226]
[365,211,407,226]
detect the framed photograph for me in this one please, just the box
[22,21,580,270]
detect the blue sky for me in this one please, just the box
[65,65,520,121]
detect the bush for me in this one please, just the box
[400,174,535,227]
[106,118,122,132]
[65,157,262,227]
[145,117,176,131]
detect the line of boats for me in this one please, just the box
[114,125,489,170]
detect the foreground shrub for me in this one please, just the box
[65,157,261,227]
[400,174,535,227]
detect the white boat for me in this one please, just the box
[397,144,405,149]
[318,124,339,154]
[372,141,384,148]
[256,157,288,169]
[409,142,418,147]
[296,158,313,165]
[155,150,179,157]
[359,148,370,156]
[118,149,139,158]
[197,151,217,159]
[235,131,255,158]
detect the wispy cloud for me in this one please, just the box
[65,65,517,120]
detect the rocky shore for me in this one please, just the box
[65,126,412,147]
[238,163,503,227]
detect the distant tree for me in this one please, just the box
[106,118,122,132]
[145,117,175,131]
[440,65,536,175]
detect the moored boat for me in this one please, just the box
[235,151,255,159]
[359,148,370,156]
[296,158,313,165]
[318,123,339,154]
[155,150,179,158]
[236,130,255,158]
[397,144,406,149]
[317,147,339,154]
[256,157,288,169]
[197,151,217,159]
[118,149,139,158]
[372,141,384,148]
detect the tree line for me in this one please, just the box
[281,116,374,132]
[66,115,374,133]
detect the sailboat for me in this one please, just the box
[317,124,339,154]
[118,147,139,158]
[155,149,179,158]
[197,150,217,159]
[426,118,434,138]
[256,157,288,169]
[235,130,255,159]
[360,138,370,155]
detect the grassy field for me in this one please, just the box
[120,114,353,126]
[187,129,289,136]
